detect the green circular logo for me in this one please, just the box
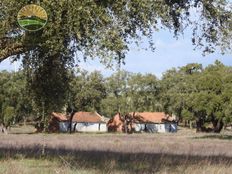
[17,4,48,31]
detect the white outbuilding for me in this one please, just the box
[133,112,177,133]
[71,112,107,132]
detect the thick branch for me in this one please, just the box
[0,41,26,62]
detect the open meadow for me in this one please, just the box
[0,126,232,174]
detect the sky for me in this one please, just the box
[76,29,232,78]
[1,27,231,79]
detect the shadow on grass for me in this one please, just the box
[9,132,35,135]
[193,134,232,140]
[0,145,232,174]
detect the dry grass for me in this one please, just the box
[0,126,231,174]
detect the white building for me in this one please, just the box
[132,112,177,133]
[134,122,177,133]
[71,112,107,132]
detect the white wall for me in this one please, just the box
[59,122,69,132]
[134,123,177,133]
[164,123,177,132]
[134,124,145,132]
[74,123,107,132]
[59,122,107,132]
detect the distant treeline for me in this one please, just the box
[0,60,232,132]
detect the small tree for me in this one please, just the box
[1,106,15,132]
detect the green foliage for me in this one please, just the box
[0,0,232,117]
[2,106,15,125]
[25,54,72,116]
[127,73,161,112]
[0,59,232,132]
[101,70,161,117]
[1,0,231,59]
[101,70,131,116]
[0,70,33,126]
[69,70,107,112]
[161,60,232,132]
[181,109,194,121]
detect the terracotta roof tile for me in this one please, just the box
[132,112,175,123]
[72,112,105,123]
[51,112,68,121]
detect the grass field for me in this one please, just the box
[0,126,232,174]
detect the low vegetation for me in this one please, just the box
[0,126,232,174]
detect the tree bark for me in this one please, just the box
[69,111,76,134]
[211,117,224,133]
[213,120,224,133]
[189,121,193,129]
[196,117,204,132]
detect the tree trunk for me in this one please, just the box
[0,123,8,134]
[196,118,204,132]
[189,121,193,129]
[213,120,224,133]
[69,111,75,134]
[184,120,187,127]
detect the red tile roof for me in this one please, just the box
[107,113,124,132]
[132,112,175,123]
[72,112,105,123]
[51,112,68,121]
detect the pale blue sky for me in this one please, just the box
[77,29,232,78]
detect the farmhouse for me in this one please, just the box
[72,112,107,132]
[48,112,107,133]
[133,112,177,133]
[49,112,176,133]
[107,112,177,133]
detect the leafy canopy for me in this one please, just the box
[1,0,231,62]
[161,60,232,132]
[0,0,231,114]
